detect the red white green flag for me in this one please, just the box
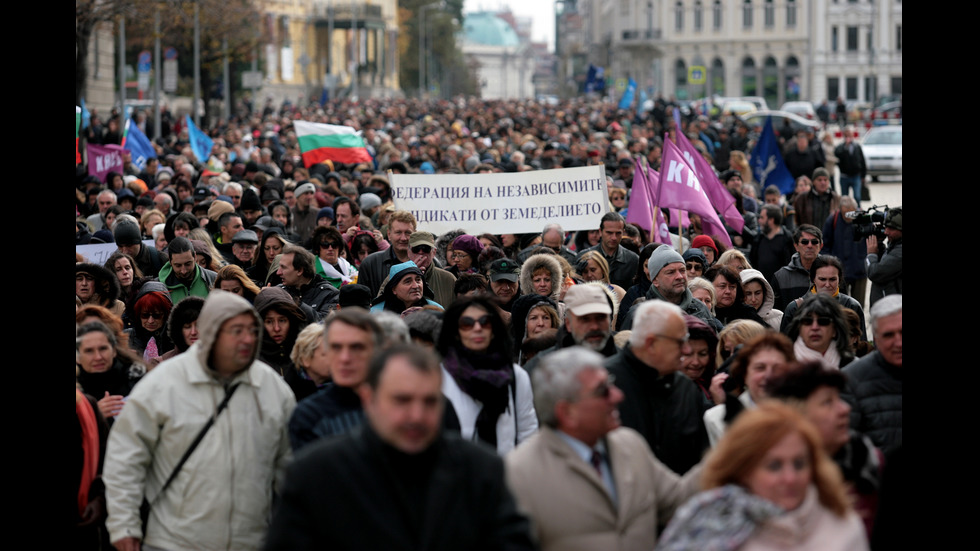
[76,106,82,165]
[294,120,372,166]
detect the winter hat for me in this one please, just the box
[648,245,685,279]
[691,235,718,256]
[452,234,484,260]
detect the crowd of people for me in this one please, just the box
[75,95,902,550]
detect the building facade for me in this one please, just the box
[462,11,535,100]
[569,0,900,105]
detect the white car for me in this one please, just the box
[862,126,902,181]
[780,101,817,120]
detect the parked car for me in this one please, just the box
[780,101,817,120]
[862,126,902,180]
[871,101,903,125]
[739,110,822,135]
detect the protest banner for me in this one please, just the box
[87,143,125,183]
[76,240,154,266]
[390,165,610,235]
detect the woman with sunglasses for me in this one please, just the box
[128,281,175,368]
[437,296,538,455]
[787,293,854,369]
[312,226,358,289]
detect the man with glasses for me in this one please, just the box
[516,223,577,264]
[104,291,295,551]
[506,346,701,550]
[773,224,823,311]
[409,231,456,308]
[605,300,708,475]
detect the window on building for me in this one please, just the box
[846,26,858,51]
[846,77,857,99]
[785,56,801,101]
[620,0,630,16]
[827,77,840,101]
[676,1,684,31]
[832,27,838,52]
[896,25,902,51]
[864,76,876,102]
[787,0,797,27]
[713,0,722,29]
[763,56,778,107]
[676,59,689,99]
[695,1,703,31]
[764,0,774,27]
[743,0,753,28]
[890,77,902,95]
[867,28,873,51]
[742,57,757,96]
[712,57,725,95]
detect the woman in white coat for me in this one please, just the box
[437,296,538,455]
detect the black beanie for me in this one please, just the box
[114,220,142,245]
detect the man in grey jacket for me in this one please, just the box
[104,291,296,551]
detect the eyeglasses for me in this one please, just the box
[321,241,341,250]
[222,325,259,338]
[802,316,833,327]
[459,314,491,330]
[451,252,469,260]
[140,311,165,320]
[411,244,433,255]
[798,238,821,246]
[656,332,691,345]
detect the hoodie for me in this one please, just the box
[518,253,563,303]
[739,268,783,330]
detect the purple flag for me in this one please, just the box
[626,159,671,244]
[673,131,745,232]
[86,143,126,183]
[658,139,734,248]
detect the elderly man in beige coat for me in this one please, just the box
[505,346,701,551]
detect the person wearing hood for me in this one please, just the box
[620,245,721,332]
[76,262,126,319]
[104,291,295,551]
[254,286,316,401]
[157,296,205,364]
[158,236,218,303]
[128,280,175,367]
[520,253,563,305]
[370,261,443,314]
[741,268,783,330]
[509,294,560,365]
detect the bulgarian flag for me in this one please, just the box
[294,120,372,166]
[76,106,82,165]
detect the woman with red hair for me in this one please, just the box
[129,281,174,368]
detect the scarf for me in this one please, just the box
[317,256,358,286]
[657,484,784,551]
[443,347,514,448]
[76,389,99,516]
[793,336,842,369]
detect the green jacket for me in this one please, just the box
[158,262,217,303]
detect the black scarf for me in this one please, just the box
[443,347,514,448]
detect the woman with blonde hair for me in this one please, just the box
[659,402,867,550]
[687,276,717,315]
[576,250,626,304]
[214,264,262,303]
[715,318,767,366]
[717,249,751,274]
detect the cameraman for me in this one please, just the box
[821,196,868,304]
[865,207,902,306]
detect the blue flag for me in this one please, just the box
[585,65,606,94]
[185,115,214,163]
[751,116,795,195]
[80,98,91,130]
[124,119,157,171]
[618,78,637,110]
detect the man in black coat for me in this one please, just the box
[264,344,536,551]
[605,300,708,475]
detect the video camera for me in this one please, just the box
[844,204,889,241]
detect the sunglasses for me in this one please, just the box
[590,375,617,399]
[798,238,821,246]
[140,311,165,320]
[411,244,433,255]
[802,316,833,327]
[459,314,491,331]
[686,263,702,272]
[321,241,341,250]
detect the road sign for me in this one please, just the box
[688,66,706,84]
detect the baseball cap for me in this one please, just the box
[563,284,612,317]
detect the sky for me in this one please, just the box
[464,0,556,51]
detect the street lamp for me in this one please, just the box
[418,2,441,98]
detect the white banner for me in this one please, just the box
[390,165,611,235]
[75,240,155,265]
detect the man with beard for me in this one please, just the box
[158,237,217,303]
[604,301,708,475]
[524,284,618,374]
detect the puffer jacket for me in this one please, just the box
[773,253,811,311]
[842,350,902,455]
[103,291,296,550]
[518,253,563,303]
[739,268,783,330]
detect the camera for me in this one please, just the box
[845,204,889,241]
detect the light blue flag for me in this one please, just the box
[124,119,157,171]
[80,98,91,130]
[618,78,637,110]
[751,116,795,195]
[185,115,214,163]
